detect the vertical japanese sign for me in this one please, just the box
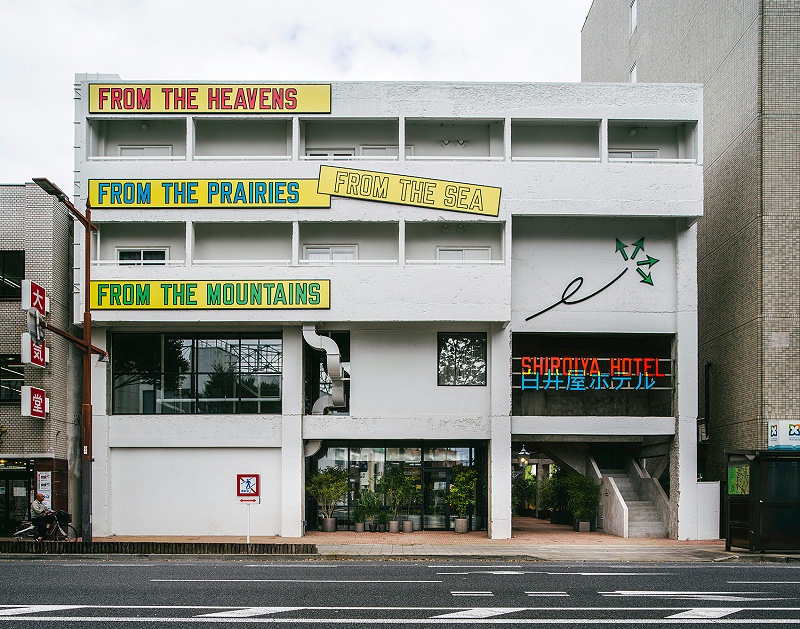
[21,279,48,315]
[21,386,49,419]
[21,332,48,368]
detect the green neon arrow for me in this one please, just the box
[631,237,645,260]
[637,255,660,268]
[615,238,629,261]
[637,268,654,285]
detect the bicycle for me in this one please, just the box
[13,510,78,542]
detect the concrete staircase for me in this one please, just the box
[602,469,667,538]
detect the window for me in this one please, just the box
[117,249,167,265]
[303,245,358,262]
[118,145,173,157]
[630,62,637,83]
[0,251,24,299]
[436,247,491,262]
[358,145,414,158]
[0,355,23,402]
[609,149,660,159]
[630,0,637,34]
[305,149,355,159]
[112,333,282,414]
[437,333,487,386]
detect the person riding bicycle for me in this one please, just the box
[30,493,55,541]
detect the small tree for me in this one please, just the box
[566,474,600,521]
[447,465,478,518]
[539,465,571,513]
[359,490,381,526]
[306,466,350,519]
[377,467,414,520]
[512,473,537,516]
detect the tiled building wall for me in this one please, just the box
[761,1,800,430]
[0,184,79,465]
[581,0,798,482]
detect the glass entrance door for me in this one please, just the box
[423,468,451,530]
[0,475,30,535]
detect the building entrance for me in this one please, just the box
[0,462,31,536]
[422,467,452,530]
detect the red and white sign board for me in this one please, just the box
[21,385,49,419]
[21,279,49,315]
[21,332,48,368]
[237,474,260,503]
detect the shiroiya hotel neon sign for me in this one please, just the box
[517,355,673,392]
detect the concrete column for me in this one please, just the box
[674,221,699,539]
[488,323,512,539]
[281,325,305,537]
[90,327,110,536]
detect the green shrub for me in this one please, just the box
[565,474,600,521]
[306,466,350,519]
[512,473,537,515]
[447,465,478,518]
[539,466,570,513]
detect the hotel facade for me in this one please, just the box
[71,76,713,539]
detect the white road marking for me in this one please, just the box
[437,571,669,576]
[0,606,84,616]
[450,591,494,597]
[600,591,788,602]
[666,608,744,619]
[151,579,440,583]
[525,591,569,597]
[729,582,800,584]
[198,607,305,617]
[5,616,800,624]
[432,607,525,619]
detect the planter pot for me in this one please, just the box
[354,522,365,533]
[454,518,469,534]
[388,520,400,533]
[574,520,591,533]
[550,511,573,526]
[402,520,414,533]
[377,524,387,533]
[322,517,337,532]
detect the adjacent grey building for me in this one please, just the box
[582,1,800,481]
[0,183,82,535]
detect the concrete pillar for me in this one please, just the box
[674,221,699,539]
[488,323,512,539]
[281,325,305,537]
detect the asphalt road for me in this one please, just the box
[0,559,799,626]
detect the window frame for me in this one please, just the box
[437,332,488,387]
[0,354,24,403]
[0,250,25,299]
[302,244,358,262]
[116,248,168,265]
[436,246,492,262]
[111,333,283,415]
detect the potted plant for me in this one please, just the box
[447,465,477,533]
[566,474,600,532]
[512,472,537,516]
[351,504,366,533]
[305,466,350,532]
[540,466,572,525]
[359,490,380,532]
[377,467,411,533]
[376,508,390,532]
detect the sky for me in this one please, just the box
[0,0,594,192]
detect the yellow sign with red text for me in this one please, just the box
[317,166,501,216]
[89,84,331,113]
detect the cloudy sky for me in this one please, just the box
[1,0,594,192]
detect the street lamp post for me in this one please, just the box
[33,177,104,543]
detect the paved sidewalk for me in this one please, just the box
[88,517,753,562]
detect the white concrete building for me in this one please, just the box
[73,76,710,540]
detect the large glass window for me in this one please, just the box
[0,355,23,402]
[0,251,24,299]
[437,333,487,386]
[112,333,281,414]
